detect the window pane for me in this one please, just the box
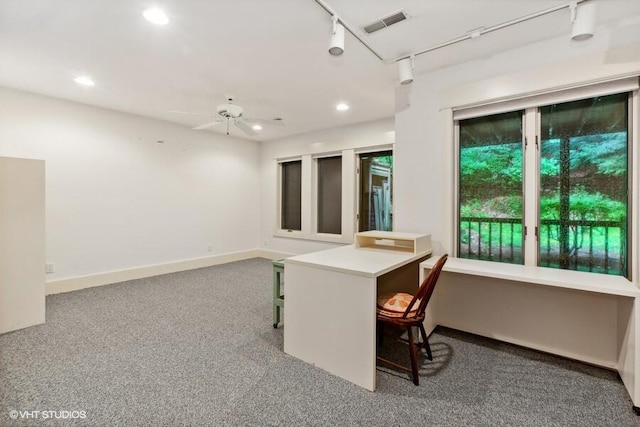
[458,111,524,264]
[281,161,301,231]
[317,156,342,234]
[358,151,392,232]
[539,93,628,276]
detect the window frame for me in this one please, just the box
[456,110,526,264]
[356,149,394,233]
[313,153,343,236]
[277,158,304,237]
[453,91,635,278]
[274,143,393,244]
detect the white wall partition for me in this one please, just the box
[0,87,261,291]
[0,157,45,333]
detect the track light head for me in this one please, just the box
[329,16,345,56]
[397,56,413,85]
[571,1,596,41]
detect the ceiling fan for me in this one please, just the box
[170,95,284,136]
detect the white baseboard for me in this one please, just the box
[45,248,300,296]
[256,249,296,260]
[46,249,261,295]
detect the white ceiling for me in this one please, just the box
[1,0,638,141]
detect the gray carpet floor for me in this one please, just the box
[1,258,639,426]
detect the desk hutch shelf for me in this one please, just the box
[354,231,430,255]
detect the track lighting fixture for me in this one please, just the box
[329,16,345,56]
[316,0,597,87]
[570,1,596,41]
[397,56,414,85]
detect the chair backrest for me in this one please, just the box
[402,254,448,319]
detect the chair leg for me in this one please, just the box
[407,326,419,385]
[419,324,432,361]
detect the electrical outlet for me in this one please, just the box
[45,263,55,274]
[207,244,212,252]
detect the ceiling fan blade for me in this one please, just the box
[170,110,212,117]
[193,120,221,130]
[234,119,258,136]
[243,117,285,127]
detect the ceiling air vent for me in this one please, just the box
[363,11,408,34]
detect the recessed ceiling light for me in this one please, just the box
[143,8,169,25]
[336,102,350,111]
[74,76,95,87]
[252,124,263,131]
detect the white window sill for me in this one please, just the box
[273,230,353,244]
[422,256,640,298]
[274,229,304,239]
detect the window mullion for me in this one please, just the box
[301,155,313,236]
[523,108,539,267]
[630,91,638,282]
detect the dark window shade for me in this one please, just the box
[281,161,301,231]
[317,156,342,234]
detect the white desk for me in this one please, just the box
[284,243,431,391]
[421,257,640,412]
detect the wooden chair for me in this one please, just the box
[376,254,448,385]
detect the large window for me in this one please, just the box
[358,151,393,232]
[317,156,342,234]
[457,92,630,277]
[281,160,301,231]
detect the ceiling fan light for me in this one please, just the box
[571,2,596,41]
[143,8,169,25]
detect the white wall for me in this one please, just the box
[394,14,640,255]
[0,87,261,283]
[260,119,394,257]
[4,13,639,286]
